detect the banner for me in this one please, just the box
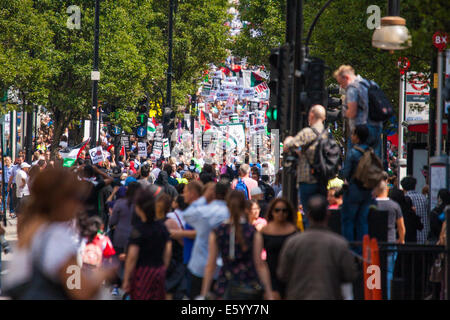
[201,84,212,96]
[216,92,229,101]
[152,139,163,159]
[231,85,243,95]
[219,123,246,153]
[121,135,130,151]
[138,142,147,158]
[241,88,255,98]
[405,72,430,123]
[255,82,269,93]
[89,146,105,165]
[163,138,170,158]
[250,123,266,134]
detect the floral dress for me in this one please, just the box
[213,222,261,299]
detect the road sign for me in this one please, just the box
[111,124,122,136]
[433,31,448,52]
[136,126,147,138]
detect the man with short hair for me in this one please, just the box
[8,156,24,218]
[1,157,14,214]
[334,65,383,157]
[283,105,329,215]
[401,176,429,244]
[231,163,258,198]
[277,195,357,300]
[183,180,230,300]
[15,162,31,214]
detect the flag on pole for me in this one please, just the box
[148,117,157,133]
[60,138,91,167]
[120,145,126,161]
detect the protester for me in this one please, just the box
[374,180,405,299]
[183,180,230,299]
[231,163,257,199]
[3,168,116,299]
[259,198,297,299]
[277,195,357,299]
[245,200,267,232]
[401,176,429,244]
[334,65,383,157]
[340,125,373,244]
[200,190,273,300]
[122,187,172,300]
[429,189,450,243]
[282,105,328,216]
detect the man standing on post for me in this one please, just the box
[334,65,383,158]
[283,105,328,215]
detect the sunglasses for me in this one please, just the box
[274,208,288,213]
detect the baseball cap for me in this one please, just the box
[21,162,31,169]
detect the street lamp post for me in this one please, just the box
[90,0,100,148]
[165,0,175,140]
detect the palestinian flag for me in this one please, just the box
[148,117,157,133]
[204,119,211,132]
[242,70,266,88]
[60,138,90,167]
[120,145,126,161]
[200,110,207,127]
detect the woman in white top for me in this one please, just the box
[3,167,116,300]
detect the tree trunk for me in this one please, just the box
[49,109,70,160]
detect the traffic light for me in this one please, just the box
[326,85,342,123]
[267,44,291,134]
[301,57,327,110]
[163,107,175,138]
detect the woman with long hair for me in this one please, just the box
[3,167,116,299]
[200,190,273,300]
[245,200,267,232]
[258,197,298,299]
[122,188,172,300]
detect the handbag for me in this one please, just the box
[5,226,70,300]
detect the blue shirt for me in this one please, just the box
[345,76,382,131]
[340,144,369,182]
[183,197,230,278]
[0,164,13,184]
[183,223,194,265]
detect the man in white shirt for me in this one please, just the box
[15,162,31,214]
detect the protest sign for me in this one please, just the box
[138,142,147,158]
[89,146,105,165]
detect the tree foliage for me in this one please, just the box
[0,0,230,149]
[233,0,450,118]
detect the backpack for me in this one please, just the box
[360,80,394,122]
[258,181,275,202]
[235,178,249,200]
[352,146,384,189]
[303,127,342,184]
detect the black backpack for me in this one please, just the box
[303,127,342,184]
[360,79,393,122]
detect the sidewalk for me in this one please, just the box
[0,216,17,300]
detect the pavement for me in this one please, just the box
[0,215,124,300]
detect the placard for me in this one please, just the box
[121,135,130,151]
[163,138,171,158]
[138,142,147,158]
[89,146,105,165]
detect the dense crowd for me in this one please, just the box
[0,64,447,301]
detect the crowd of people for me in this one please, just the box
[0,63,448,301]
